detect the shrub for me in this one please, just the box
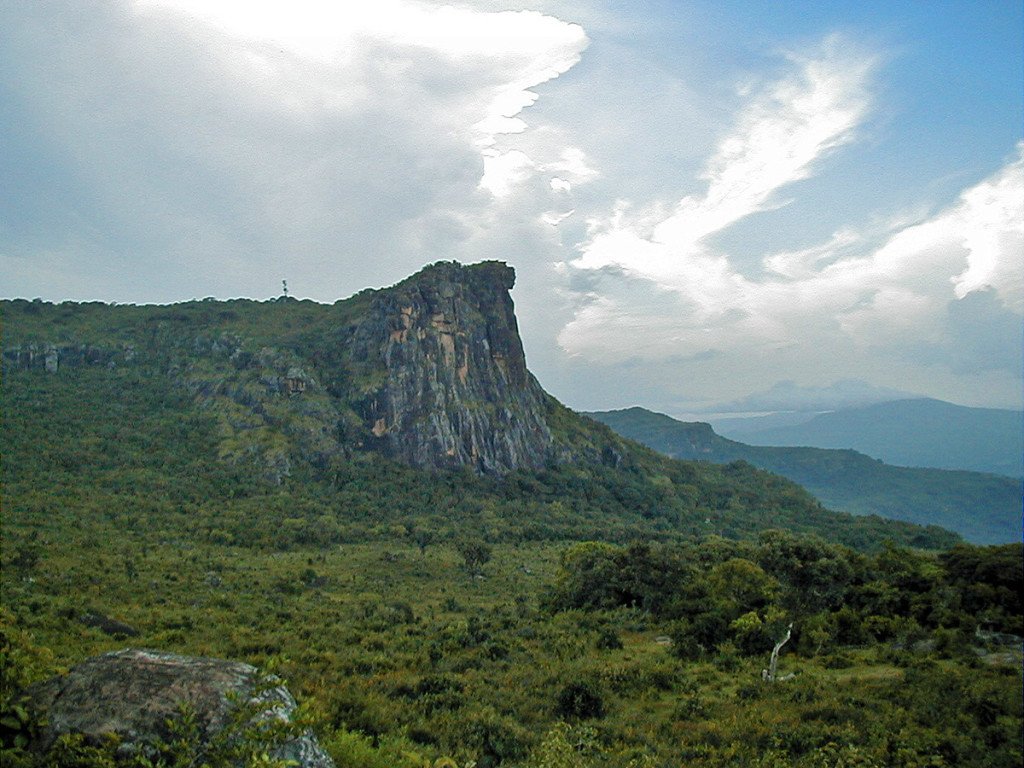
[323,728,394,768]
[555,681,605,720]
[594,629,622,650]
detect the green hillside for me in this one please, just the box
[1,280,959,553]
[2,286,1021,768]
[589,407,1021,545]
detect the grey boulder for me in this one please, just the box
[29,648,334,768]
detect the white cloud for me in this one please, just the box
[571,35,874,283]
[838,287,943,348]
[763,227,861,279]
[950,144,1024,312]
[542,147,600,184]
[137,0,589,196]
[135,1,584,67]
[0,1,592,301]
[561,147,1024,363]
[560,32,1023,398]
[480,149,535,198]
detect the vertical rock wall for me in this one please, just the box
[347,261,553,473]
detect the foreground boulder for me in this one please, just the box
[29,649,334,768]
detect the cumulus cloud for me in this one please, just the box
[560,147,1024,376]
[552,34,1022,411]
[0,0,589,301]
[950,146,1024,311]
[137,0,587,149]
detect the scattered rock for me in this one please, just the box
[80,612,139,637]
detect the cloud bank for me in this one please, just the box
[0,0,590,301]
[557,36,1022,409]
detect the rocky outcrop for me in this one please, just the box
[346,261,553,473]
[28,649,334,768]
[1,261,615,478]
[2,342,130,372]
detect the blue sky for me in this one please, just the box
[1,1,1021,414]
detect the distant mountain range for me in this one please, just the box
[714,378,917,413]
[588,407,1022,545]
[714,398,1023,478]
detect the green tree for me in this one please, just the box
[708,557,778,614]
[757,530,853,616]
[456,538,492,576]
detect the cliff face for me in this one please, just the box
[2,261,575,477]
[346,261,553,473]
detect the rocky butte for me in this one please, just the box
[348,260,553,473]
[1,260,627,481]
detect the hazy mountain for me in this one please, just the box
[714,378,918,413]
[589,407,1021,544]
[724,398,1023,478]
[710,411,820,436]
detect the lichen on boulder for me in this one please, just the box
[28,649,334,768]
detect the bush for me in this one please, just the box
[932,627,973,659]
[669,622,704,661]
[555,681,605,720]
[594,629,622,650]
[1,610,52,766]
[323,728,394,768]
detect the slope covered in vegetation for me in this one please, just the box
[1,264,960,552]
[590,407,1020,544]
[3,266,1020,768]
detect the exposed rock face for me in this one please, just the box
[2,261,591,477]
[2,342,125,371]
[348,261,553,473]
[29,649,334,768]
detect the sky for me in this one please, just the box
[2,0,1022,415]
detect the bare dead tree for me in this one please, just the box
[761,622,796,682]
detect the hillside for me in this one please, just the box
[588,407,1021,545]
[1,261,955,552]
[720,398,1023,477]
[4,262,1022,768]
